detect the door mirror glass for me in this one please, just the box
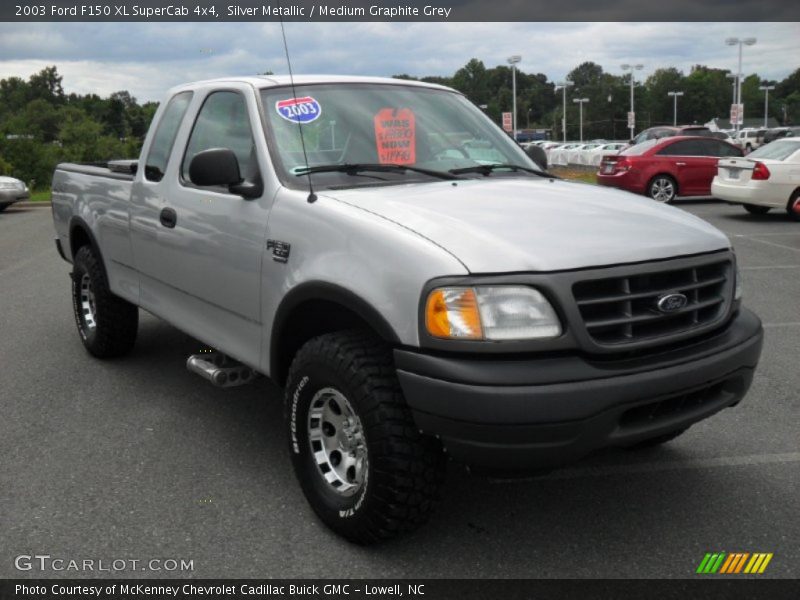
[525,145,547,170]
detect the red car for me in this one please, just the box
[597,136,743,203]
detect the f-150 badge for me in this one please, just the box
[267,240,291,263]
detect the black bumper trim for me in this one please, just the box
[395,309,763,470]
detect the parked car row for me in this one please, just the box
[595,133,800,222]
[527,140,628,167]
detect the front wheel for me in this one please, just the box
[647,175,677,203]
[285,330,445,544]
[744,204,771,215]
[71,245,138,358]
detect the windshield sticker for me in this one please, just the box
[275,96,321,124]
[374,108,416,165]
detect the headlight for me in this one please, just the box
[734,265,743,301]
[425,285,562,341]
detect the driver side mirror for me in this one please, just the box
[188,148,263,199]
[525,144,548,170]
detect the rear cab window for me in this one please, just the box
[144,91,193,182]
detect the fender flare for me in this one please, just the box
[270,281,401,380]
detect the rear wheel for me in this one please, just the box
[787,191,800,222]
[71,245,138,358]
[285,330,445,544]
[744,204,771,215]
[647,175,677,203]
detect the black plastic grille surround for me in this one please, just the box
[573,259,732,346]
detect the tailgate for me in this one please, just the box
[716,157,754,184]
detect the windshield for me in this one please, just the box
[747,140,800,161]
[259,83,542,188]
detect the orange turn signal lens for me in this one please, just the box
[425,287,483,340]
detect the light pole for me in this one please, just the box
[759,84,775,128]
[554,81,574,142]
[725,37,756,134]
[507,55,522,139]
[621,63,644,140]
[572,98,589,142]
[667,91,684,127]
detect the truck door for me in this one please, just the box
[130,87,271,364]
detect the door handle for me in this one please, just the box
[159,207,177,228]
[676,162,687,166]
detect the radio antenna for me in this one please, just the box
[277,3,317,203]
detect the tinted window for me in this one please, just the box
[657,140,702,156]
[144,92,193,182]
[182,91,256,184]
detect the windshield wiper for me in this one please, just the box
[449,163,557,178]
[295,163,461,181]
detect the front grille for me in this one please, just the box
[573,259,732,345]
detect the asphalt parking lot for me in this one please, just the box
[1,201,799,579]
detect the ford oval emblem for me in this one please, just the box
[656,293,688,313]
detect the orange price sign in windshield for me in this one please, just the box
[374,108,416,165]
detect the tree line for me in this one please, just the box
[396,59,800,140]
[1,63,799,189]
[0,66,157,189]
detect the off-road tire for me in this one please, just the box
[285,330,445,544]
[71,245,138,358]
[744,204,771,215]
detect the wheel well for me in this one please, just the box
[69,223,92,258]
[272,299,389,386]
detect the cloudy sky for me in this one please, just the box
[0,22,798,102]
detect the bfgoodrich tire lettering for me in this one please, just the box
[285,330,445,544]
[71,245,138,358]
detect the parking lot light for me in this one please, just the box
[507,55,522,139]
[554,80,574,142]
[621,64,644,140]
[759,84,775,128]
[725,37,757,134]
[667,91,684,127]
[572,98,589,142]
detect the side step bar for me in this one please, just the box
[186,352,256,387]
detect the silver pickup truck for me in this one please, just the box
[52,75,763,544]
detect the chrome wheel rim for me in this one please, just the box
[307,387,367,497]
[651,179,674,202]
[79,273,97,330]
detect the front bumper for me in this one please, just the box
[396,308,763,470]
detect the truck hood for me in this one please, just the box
[323,178,731,273]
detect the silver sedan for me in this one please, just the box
[0,176,29,211]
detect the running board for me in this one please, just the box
[186,352,256,387]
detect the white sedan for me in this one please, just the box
[548,143,582,166]
[712,137,800,221]
[586,142,628,167]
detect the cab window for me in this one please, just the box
[144,92,193,182]
[182,91,257,187]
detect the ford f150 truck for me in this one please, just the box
[52,76,763,544]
